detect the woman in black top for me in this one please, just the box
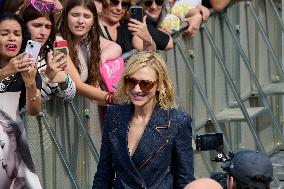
[0,12,42,188]
[99,0,156,53]
[133,0,174,50]
[0,13,41,117]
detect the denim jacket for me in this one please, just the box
[93,104,195,189]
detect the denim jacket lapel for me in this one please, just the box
[109,104,147,187]
[131,105,171,170]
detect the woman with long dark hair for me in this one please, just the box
[0,12,42,189]
[21,2,76,102]
[58,0,122,106]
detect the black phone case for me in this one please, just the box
[130,6,144,22]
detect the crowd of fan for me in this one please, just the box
[0,0,242,114]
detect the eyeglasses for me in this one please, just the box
[124,76,158,92]
[109,0,131,10]
[31,0,56,12]
[143,0,163,7]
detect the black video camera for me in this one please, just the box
[195,133,233,189]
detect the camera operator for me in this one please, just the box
[222,150,273,189]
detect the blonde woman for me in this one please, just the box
[93,51,194,189]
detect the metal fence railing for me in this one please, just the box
[23,0,284,188]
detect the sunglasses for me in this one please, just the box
[143,0,163,7]
[31,0,56,12]
[109,0,131,10]
[124,76,158,92]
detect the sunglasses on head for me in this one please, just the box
[109,0,131,10]
[124,76,158,92]
[31,0,56,12]
[143,0,163,7]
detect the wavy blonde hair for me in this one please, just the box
[116,51,176,109]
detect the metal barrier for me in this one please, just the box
[23,0,284,188]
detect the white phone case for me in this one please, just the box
[24,40,41,62]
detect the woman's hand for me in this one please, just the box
[44,51,66,82]
[128,16,152,44]
[6,53,33,75]
[196,5,210,21]
[20,63,37,88]
[183,12,203,37]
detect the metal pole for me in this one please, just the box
[69,101,99,163]
[38,112,81,189]
[202,24,266,152]
[176,39,232,152]
[222,12,284,144]
[268,0,284,32]
[246,1,284,79]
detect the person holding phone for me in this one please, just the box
[99,0,156,53]
[0,12,41,116]
[93,51,194,189]
[59,0,122,104]
[0,12,42,188]
[132,0,174,50]
[21,3,76,102]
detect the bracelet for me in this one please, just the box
[29,90,39,101]
[105,92,114,104]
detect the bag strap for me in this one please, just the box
[100,23,110,40]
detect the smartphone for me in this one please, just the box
[53,40,68,69]
[24,40,41,62]
[196,133,223,151]
[130,6,144,22]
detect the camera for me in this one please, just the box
[195,133,231,189]
[28,41,34,47]
[196,133,223,151]
[130,8,136,14]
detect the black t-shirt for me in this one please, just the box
[146,16,170,50]
[202,0,212,8]
[101,22,133,54]
[0,71,42,111]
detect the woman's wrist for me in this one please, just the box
[1,67,15,79]
[59,74,69,90]
[105,92,114,104]
[25,81,36,89]
[29,90,40,101]
[145,36,153,46]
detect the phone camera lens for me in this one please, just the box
[28,41,32,45]
[31,45,34,48]
[131,9,136,14]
